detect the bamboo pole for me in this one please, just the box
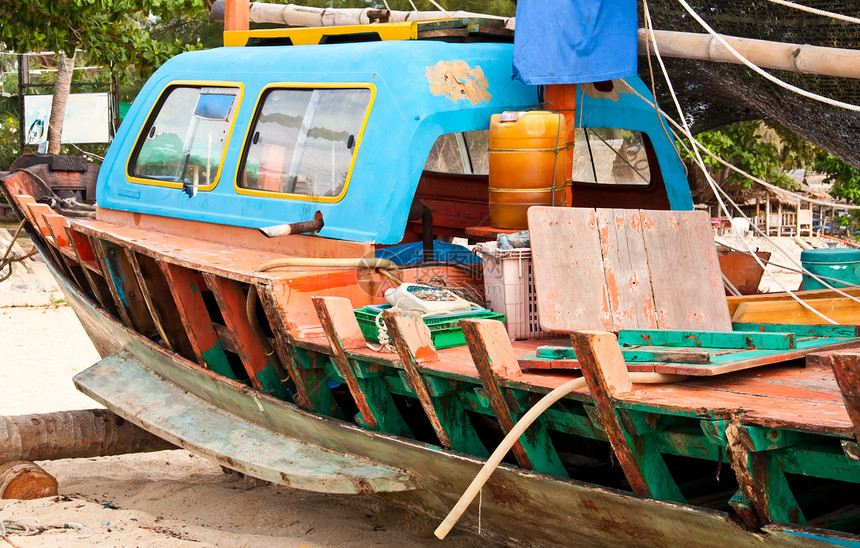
[211,1,513,29]
[638,29,860,80]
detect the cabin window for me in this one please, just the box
[570,128,651,186]
[129,85,239,189]
[238,87,371,199]
[424,131,489,175]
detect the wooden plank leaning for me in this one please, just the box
[383,308,488,456]
[461,318,568,476]
[312,296,412,437]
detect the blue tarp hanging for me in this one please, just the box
[513,0,638,85]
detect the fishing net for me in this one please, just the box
[639,0,860,168]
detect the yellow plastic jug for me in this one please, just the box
[488,111,567,229]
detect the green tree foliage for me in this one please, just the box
[678,120,815,190]
[0,0,208,74]
[814,153,860,204]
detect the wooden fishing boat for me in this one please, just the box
[4,15,860,547]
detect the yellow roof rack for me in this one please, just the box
[224,18,513,47]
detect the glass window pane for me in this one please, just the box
[131,86,237,188]
[424,134,465,174]
[240,88,371,198]
[570,128,651,186]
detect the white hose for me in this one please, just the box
[256,257,399,272]
[434,372,687,539]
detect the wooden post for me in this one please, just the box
[383,309,488,456]
[570,330,685,502]
[312,297,413,437]
[224,0,250,32]
[543,84,576,207]
[461,319,568,476]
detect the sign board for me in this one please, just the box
[24,93,110,145]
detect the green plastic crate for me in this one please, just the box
[354,305,505,349]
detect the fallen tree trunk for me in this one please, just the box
[0,461,57,499]
[0,409,175,463]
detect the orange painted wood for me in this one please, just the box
[543,83,577,202]
[727,287,860,316]
[95,208,372,260]
[529,207,609,331]
[570,330,649,495]
[461,319,534,469]
[313,296,380,428]
[23,203,54,238]
[640,210,731,330]
[39,212,71,249]
[11,194,38,226]
[383,309,452,447]
[65,226,100,272]
[596,209,657,331]
[732,298,860,325]
[159,262,229,371]
[204,273,273,389]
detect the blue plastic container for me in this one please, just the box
[800,248,860,290]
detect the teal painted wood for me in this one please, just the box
[291,347,342,419]
[732,323,860,338]
[618,330,796,350]
[502,388,570,477]
[74,350,418,494]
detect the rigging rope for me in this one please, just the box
[675,0,860,112]
[644,0,842,323]
[764,0,860,25]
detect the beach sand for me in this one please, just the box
[0,259,491,547]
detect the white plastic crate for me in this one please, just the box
[475,241,550,340]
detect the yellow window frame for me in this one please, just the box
[234,82,376,203]
[126,80,244,191]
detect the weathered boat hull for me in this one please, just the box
[35,234,853,548]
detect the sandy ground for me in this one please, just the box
[0,257,491,547]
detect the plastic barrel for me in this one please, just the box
[488,111,567,229]
[800,248,860,290]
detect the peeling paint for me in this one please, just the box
[425,60,491,105]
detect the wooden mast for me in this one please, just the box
[224,0,250,33]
